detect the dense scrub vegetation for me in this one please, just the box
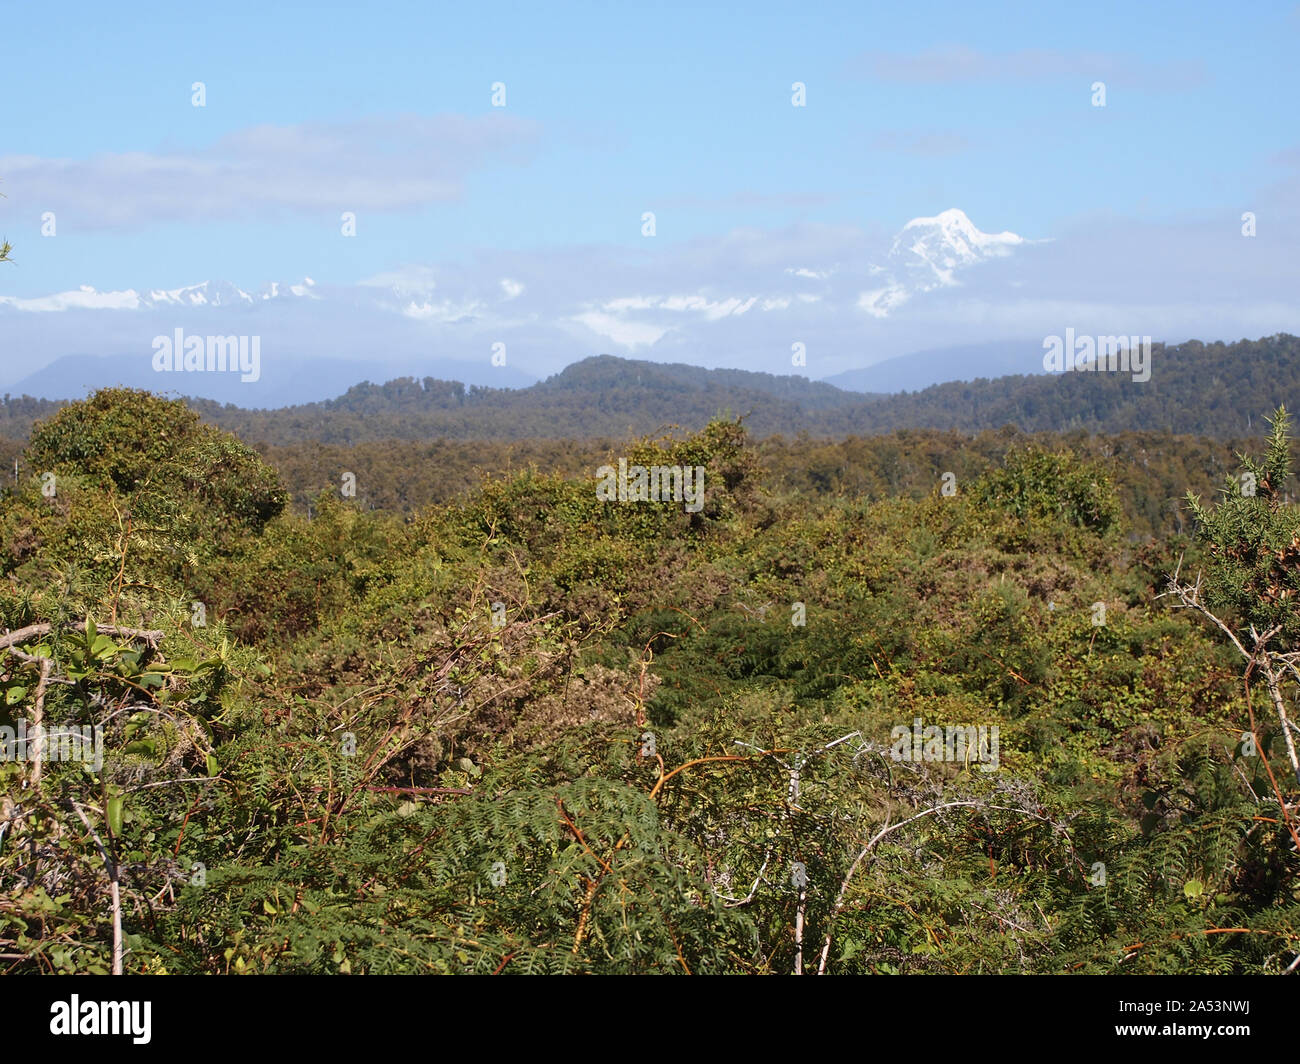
[1,388,1298,974]
[0,423,1262,544]
[256,427,1251,543]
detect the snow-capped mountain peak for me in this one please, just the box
[143,280,255,308]
[144,278,320,307]
[857,209,1027,319]
[891,208,1024,286]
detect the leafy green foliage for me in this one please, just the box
[972,447,1122,535]
[1185,406,1300,642]
[1,390,1297,975]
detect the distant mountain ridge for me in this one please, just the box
[824,339,1046,393]
[10,350,538,408]
[0,274,540,405]
[1,335,1296,445]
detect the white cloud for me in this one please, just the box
[360,265,442,300]
[658,294,757,319]
[858,285,910,319]
[570,310,670,347]
[402,298,483,322]
[0,113,541,229]
[0,285,142,312]
[602,296,659,312]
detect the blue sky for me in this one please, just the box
[2,0,1299,397]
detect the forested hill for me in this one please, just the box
[2,334,1297,445]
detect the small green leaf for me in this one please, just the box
[206,753,220,777]
[1183,879,1204,899]
[106,796,123,836]
[5,686,26,706]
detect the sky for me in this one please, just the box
[2,0,1298,398]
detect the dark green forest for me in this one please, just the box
[3,370,1300,974]
[3,334,1297,447]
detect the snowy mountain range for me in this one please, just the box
[0,208,1048,403]
[0,278,322,313]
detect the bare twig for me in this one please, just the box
[0,622,165,650]
[29,658,51,786]
[66,802,123,976]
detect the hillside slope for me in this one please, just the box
[2,334,1295,445]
